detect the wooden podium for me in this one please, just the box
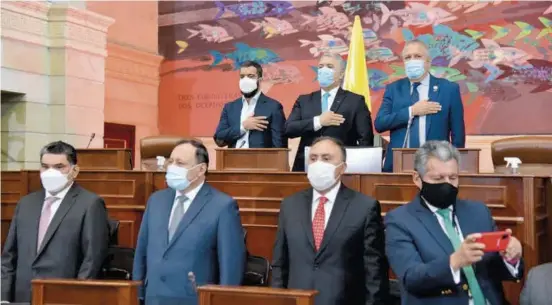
[198,285,317,305]
[393,148,481,173]
[76,148,132,170]
[216,148,290,171]
[31,279,141,305]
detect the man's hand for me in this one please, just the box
[450,233,485,271]
[412,100,442,116]
[500,229,522,262]
[243,115,268,131]
[320,111,345,127]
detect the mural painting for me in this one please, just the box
[158,0,552,136]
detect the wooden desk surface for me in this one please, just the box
[2,170,551,305]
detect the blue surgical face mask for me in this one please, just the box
[405,59,426,80]
[165,164,199,191]
[318,67,335,88]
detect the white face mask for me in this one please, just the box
[307,161,340,191]
[239,77,258,94]
[40,168,70,193]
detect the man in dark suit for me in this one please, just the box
[375,40,465,172]
[133,139,246,305]
[285,53,374,172]
[214,61,287,148]
[272,136,388,305]
[1,141,110,303]
[385,141,523,305]
[520,263,552,305]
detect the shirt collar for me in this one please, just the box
[242,91,261,105]
[321,86,339,97]
[177,181,205,202]
[411,73,431,86]
[46,182,73,199]
[313,181,341,203]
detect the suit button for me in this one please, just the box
[160,276,166,282]
[462,284,468,291]
[313,263,319,270]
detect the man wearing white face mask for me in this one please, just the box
[375,40,466,172]
[285,53,374,172]
[133,139,246,305]
[272,137,389,305]
[214,61,287,149]
[1,141,110,303]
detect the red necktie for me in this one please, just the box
[312,196,327,251]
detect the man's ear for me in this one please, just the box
[72,165,80,178]
[412,172,422,189]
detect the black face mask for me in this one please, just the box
[420,181,459,209]
[241,82,260,99]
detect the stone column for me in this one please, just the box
[1,1,113,169]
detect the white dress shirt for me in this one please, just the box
[408,73,430,147]
[311,182,341,227]
[313,86,340,132]
[425,201,520,305]
[168,181,204,230]
[237,91,261,148]
[43,182,74,224]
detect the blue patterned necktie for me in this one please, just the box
[409,82,421,148]
[435,209,487,305]
[321,92,330,112]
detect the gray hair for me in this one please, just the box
[414,141,460,176]
[320,52,346,74]
[402,40,430,59]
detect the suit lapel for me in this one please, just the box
[162,188,176,246]
[426,75,441,135]
[410,196,455,254]
[329,88,346,113]
[166,184,212,250]
[453,201,477,238]
[29,190,46,258]
[311,90,322,117]
[400,78,411,106]
[35,184,79,259]
[299,190,315,251]
[316,184,352,257]
[253,93,266,117]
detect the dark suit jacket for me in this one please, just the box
[132,183,246,305]
[1,184,110,303]
[271,184,389,305]
[520,263,552,305]
[285,88,374,172]
[374,75,465,172]
[385,196,523,305]
[214,93,287,148]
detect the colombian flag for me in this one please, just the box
[343,16,372,112]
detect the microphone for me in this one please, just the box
[86,133,95,148]
[188,271,198,292]
[402,117,413,148]
[238,140,246,148]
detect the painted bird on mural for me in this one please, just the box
[446,0,503,14]
[496,59,552,93]
[299,34,348,57]
[209,42,282,70]
[214,1,294,20]
[301,6,351,31]
[490,25,510,40]
[380,2,457,27]
[538,17,552,39]
[187,24,234,43]
[250,17,298,38]
[402,24,480,62]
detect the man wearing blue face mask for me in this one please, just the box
[272,136,389,305]
[133,139,246,305]
[375,40,466,172]
[285,53,374,172]
[1,141,110,303]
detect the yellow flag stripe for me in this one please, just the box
[343,15,372,112]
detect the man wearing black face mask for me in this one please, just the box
[384,141,523,305]
[214,61,287,149]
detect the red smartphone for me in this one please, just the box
[475,231,511,252]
